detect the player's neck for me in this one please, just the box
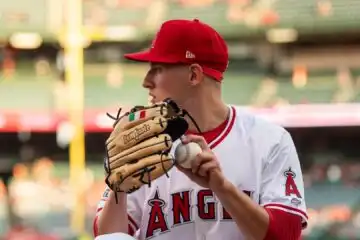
[182,94,228,133]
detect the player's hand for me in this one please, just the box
[176,135,226,191]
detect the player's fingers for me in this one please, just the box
[197,161,218,177]
[181,135,209,150]
[195,152,221,176]
[176,165,204,183]
[176,166,194,180]
[191,151,214,174]
[176,165,191,176]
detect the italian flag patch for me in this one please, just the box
[128,110,146,121]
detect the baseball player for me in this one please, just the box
[94,19,307,240]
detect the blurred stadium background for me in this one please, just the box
[0,0,360,239]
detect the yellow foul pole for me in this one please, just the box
[63,0,86,234]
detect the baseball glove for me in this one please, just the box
[104,99,189,195]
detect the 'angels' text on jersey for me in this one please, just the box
[144,188,254,238]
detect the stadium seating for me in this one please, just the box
[277,75,338,104]
[272,0,360,32]
[306,183,360,209]
[0,0,47,33]
[1,63,360,111]
[0,62,54,111]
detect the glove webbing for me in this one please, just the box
[106,100,202,134]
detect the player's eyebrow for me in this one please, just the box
[150,63,163,68]
[149,64,164,72]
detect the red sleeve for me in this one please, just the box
[264,208,302,240]
[93,215,99,237]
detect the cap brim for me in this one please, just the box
[124,51,223,82]
[124,50,153,62]
[124,51,179,64]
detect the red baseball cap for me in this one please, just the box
[124,19,229,81]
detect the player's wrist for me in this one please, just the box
[211,177,233,194]
[109,190,127,203]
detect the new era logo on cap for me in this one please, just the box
[186,51,195,59]
[124,19,229,81]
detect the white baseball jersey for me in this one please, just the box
[95,106,308,240]
[95,233,136,240]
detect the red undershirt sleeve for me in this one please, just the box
[264,208,303,240]
[93,215,99,237]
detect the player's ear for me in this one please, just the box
[188,64,204,86]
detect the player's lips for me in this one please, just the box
[149,94,156,104]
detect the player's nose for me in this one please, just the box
[142,73,155,89]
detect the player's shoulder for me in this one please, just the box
[231,105,288,144]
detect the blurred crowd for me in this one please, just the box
[82,0,335,26]
[0,145,358,238]
[0,157,101,239]
[252,66,360,107]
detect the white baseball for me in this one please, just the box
[175,142,202,169]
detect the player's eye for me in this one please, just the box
[150,67,162,75]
